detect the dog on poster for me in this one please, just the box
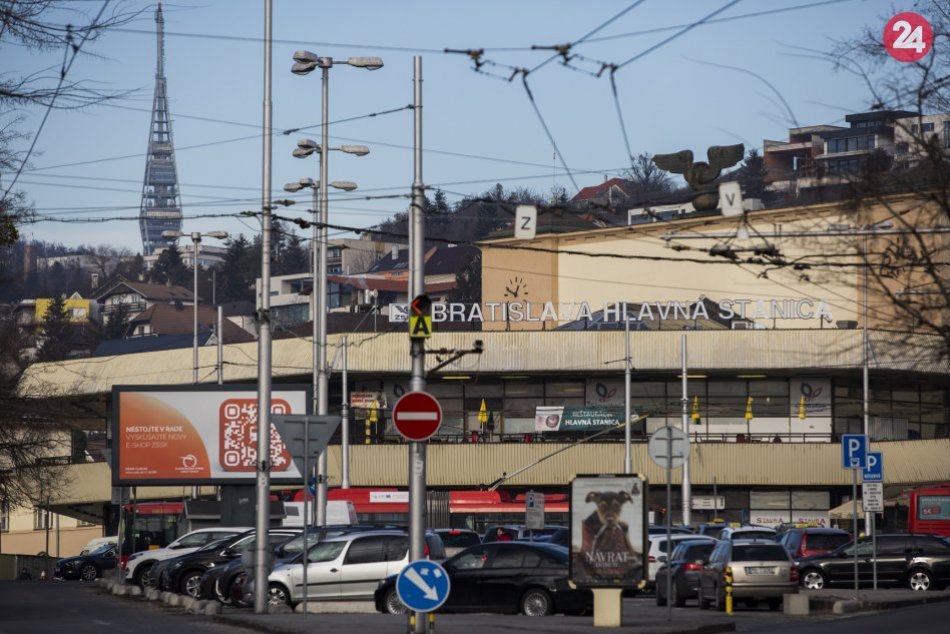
[576,485,641,580]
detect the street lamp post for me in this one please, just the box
[291,50,381,526]
[284,172,360,512]
[162,230,228,384]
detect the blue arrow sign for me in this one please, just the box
[396,560,451,613]
[841,434,867,469]
[862,451,883,482]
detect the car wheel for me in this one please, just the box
[181,571,204,598]
[80,563,98,581]
[800,569,826,590]
[520,588,553,617]
[908,568,933,592]
[767,599,782,611]
[671,582,685,608]
[384,587,408,615]
[268,583,291,607]
[698,586,710,610]
[135,563,155,589]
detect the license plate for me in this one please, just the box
[746,566,775,575]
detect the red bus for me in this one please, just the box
[119,502,184,566]
[908,484,950,537]
[292,488,569,533]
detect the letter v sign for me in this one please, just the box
[718,181,743,217]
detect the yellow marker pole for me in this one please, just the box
[428,612,435,632]
[367,400,379,445]
[798,395,807,420]
[725,565,734,615]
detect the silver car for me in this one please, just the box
[267,530,412,605]
[698,539,798,611]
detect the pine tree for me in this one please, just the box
[151,244,189,287]
[738,148,771,203]
[39,296,72,361]
[104,302,130,339]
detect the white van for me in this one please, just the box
[282,501,357,527]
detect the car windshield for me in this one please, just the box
[195,537,233,553]
[307,541,346,563]
[90,544,114,555]
[732,544,788,561]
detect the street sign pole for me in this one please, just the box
[409,55,427,634]
[648,426,688,624]
[842,434,867,600]
[862,451,883,590]
[852,467,858,598]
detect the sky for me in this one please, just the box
[2,0,917,253]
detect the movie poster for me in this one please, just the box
[570,474,647,587]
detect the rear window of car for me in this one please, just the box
[425,535,446,559]
[732,544,788,562]
[730,530,774,540]
[803,533,850,551]
[439,531,481,548]
[680,543,715,561]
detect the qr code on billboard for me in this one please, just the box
[219,399,292,472]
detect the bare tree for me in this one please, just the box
[0,305,69,509]
[624,152,674,193]
[824,1,950,360]
[1,1,137,246]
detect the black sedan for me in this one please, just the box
[797,533,950,591]
[654,539,718,607]
[159,529,299,597]
[54,544,116,581]
[374,542,592,617]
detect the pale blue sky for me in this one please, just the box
[3,0,912,251]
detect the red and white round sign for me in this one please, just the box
[884,12,933,63]
[392,391,443,441]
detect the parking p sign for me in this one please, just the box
[841,434,867,469]
[862,451,883,482]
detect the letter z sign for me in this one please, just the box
[841,434,867,469]
[410,294,432,339]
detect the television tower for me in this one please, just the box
[139,1,183,256]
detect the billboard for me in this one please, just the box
[570,474,647,588]
[535,406,631,433]
[112,385,310,485]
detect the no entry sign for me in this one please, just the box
[392,391,443,441]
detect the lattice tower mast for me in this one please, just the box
[139,1,183,256]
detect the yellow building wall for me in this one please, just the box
[1,505,102,557]
[479,204,892,330]
[35,298,91,323]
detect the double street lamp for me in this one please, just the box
[291,50,381,525]
[162,230,229,383]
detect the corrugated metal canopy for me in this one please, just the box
[17,329,948,398]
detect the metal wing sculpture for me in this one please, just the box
[653,143,744,211]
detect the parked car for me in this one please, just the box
[124,526,251,587]
[375,542,592,617]
[654,539,719,607]
[698,539,798,611]
[482,525,563,543]
[695,522,729,539]
[267,530,416,605]
[158,529,300,597]
[797,533,950,591]
[647,534,717,586]
[544,527,570,549]
[718,525,777,541]
[435,529,483,557]
[152,537,237,595]
[648,525,695,535]
[54,543,116,581]
[776,527,851,560]
[79,536,117,556]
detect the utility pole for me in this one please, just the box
[623,308,632,474]
[341,335,350,488]
[681,335,691,526]
[253,0,273,614]
[408,55,427,634]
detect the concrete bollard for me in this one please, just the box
[145,588,160,601]
[203,602,222,616]
[784,593,810,616]
[833,599,862,614]
[268,603,294,614]
[188,600,207,614]
[128,585,142,597]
